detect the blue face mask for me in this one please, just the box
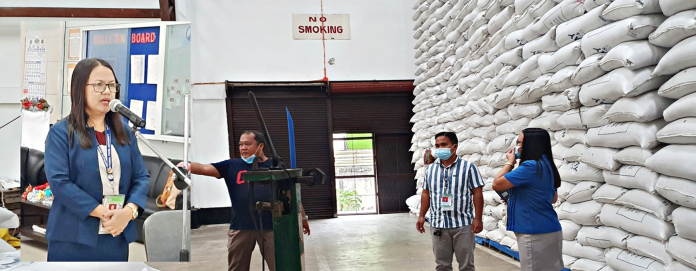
[242,145,261,164]
[434,146,455,160]
[515,146,521,159]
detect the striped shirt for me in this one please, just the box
[422,157,485,229]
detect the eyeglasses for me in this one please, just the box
[87,82,120,93]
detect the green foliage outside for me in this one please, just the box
[337,190,362,211]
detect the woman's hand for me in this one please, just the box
[302,220,310,235]
[102,208,132,237]
[505,149,516,164]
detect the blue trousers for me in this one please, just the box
[47,234,129,261]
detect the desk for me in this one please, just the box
[19,200,50,244]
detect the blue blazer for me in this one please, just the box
[44,119,149,247]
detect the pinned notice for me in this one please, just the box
[130,55,145,84]
[146,100,158,131]
[147,55,160,85]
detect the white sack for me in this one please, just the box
[493,86,517,109]
[563,240,607,262]
[557,200,603,225]
[627,235,674,265]
[500,236,517,248]
[665,262,696,271]
[553,143,571,160]
[659,67,696,99]
[593,184,630,204]
[564,254,579,268]
[544,66,578,94]
[529,74,554,99]
[649,9,696,48]
[556,3,612,47]
[653,35,696,76]
[567,181,604,203]
[615,189,677,221]
[657,118,696,144]
[605,248,666,271]
[613,146,658,167]
[580,15,666,57]
[483,215,499,231]
[460,137,489,154]
[656,175,696,210]
[571,53,609,85]
[528,111,564,131]
[599,41,669,71]
[487,134,516,153]
[508,102,543,120]
[671,207,696,242]
[599,204,675,242]
[539,41,583,74]
[557,106,609,130]
[560,161,605,183]
[561,219,582,241]
[579,66,669,106]
[563,143,587,162]
[659,0,696,17]
[494,110,512,125]
[664,92,696,122]
[522,26,560,60]
[486,228,506,242]
[558,181,577,201]
[511,83,543,104]
[536,0,586,33]
[586,120,667,149]
[577,225,632,249]
[666,236,696,269]
[603,165,661,194]
[484,204,507,219]
[579,147,622,171]
[555,129,586,147]
[605,91,673,123]
[571,259,608,271]
[504,55,544,88]
[646,145,696,182]
[488,6,515,34]
[602,0,662,21]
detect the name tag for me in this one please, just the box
[441,194,454,211]
[99,194,125,234]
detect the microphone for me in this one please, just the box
[109,99,146,128]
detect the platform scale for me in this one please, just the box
[241,91,326,271]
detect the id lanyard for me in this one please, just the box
[440,164,455,212]
[96,124,115,194]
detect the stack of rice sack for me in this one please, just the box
[407,0,696,269]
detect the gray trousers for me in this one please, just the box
[431,225,476,271]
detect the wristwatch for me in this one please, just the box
[126,203,139,220]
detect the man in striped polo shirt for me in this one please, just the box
[416,132,485,271]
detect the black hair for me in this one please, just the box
[435,132,458,145]
[68,58,129,149]
[242,131,267,146]
[519,128,562,188]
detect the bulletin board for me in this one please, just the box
[85,26,161,135]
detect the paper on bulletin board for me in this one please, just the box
[23,37,47,98]
[130,55,145,84]
[146,100,158,131]
[129,99,144,119]
[146,55,160,85]
[66,63,76,94]
[68,29,81,60]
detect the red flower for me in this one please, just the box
[36,103,44,110]
[22,100,32,109]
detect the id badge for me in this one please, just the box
[441,194,454,211]
[99,194,125,234]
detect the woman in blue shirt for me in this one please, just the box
[493,128,563,271]
[44,58,149,261]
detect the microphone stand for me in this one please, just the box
[131,93,192,262]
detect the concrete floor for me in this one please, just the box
[21,213,520,271]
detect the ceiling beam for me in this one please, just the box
[0,7,161,18]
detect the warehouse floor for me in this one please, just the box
[150,213,520,271]
[21,213,520,270]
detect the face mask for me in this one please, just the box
[434,146,454,160]
[515,146,521,159]
[242,145,261,164]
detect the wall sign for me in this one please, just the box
[292,14,351,40]
[132,32,157,44]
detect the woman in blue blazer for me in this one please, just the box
[44,58,150,261]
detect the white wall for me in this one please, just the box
[0,22,23,181]
[188,0,416,208]
[190,0,416,83]
[0,0,159,9]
